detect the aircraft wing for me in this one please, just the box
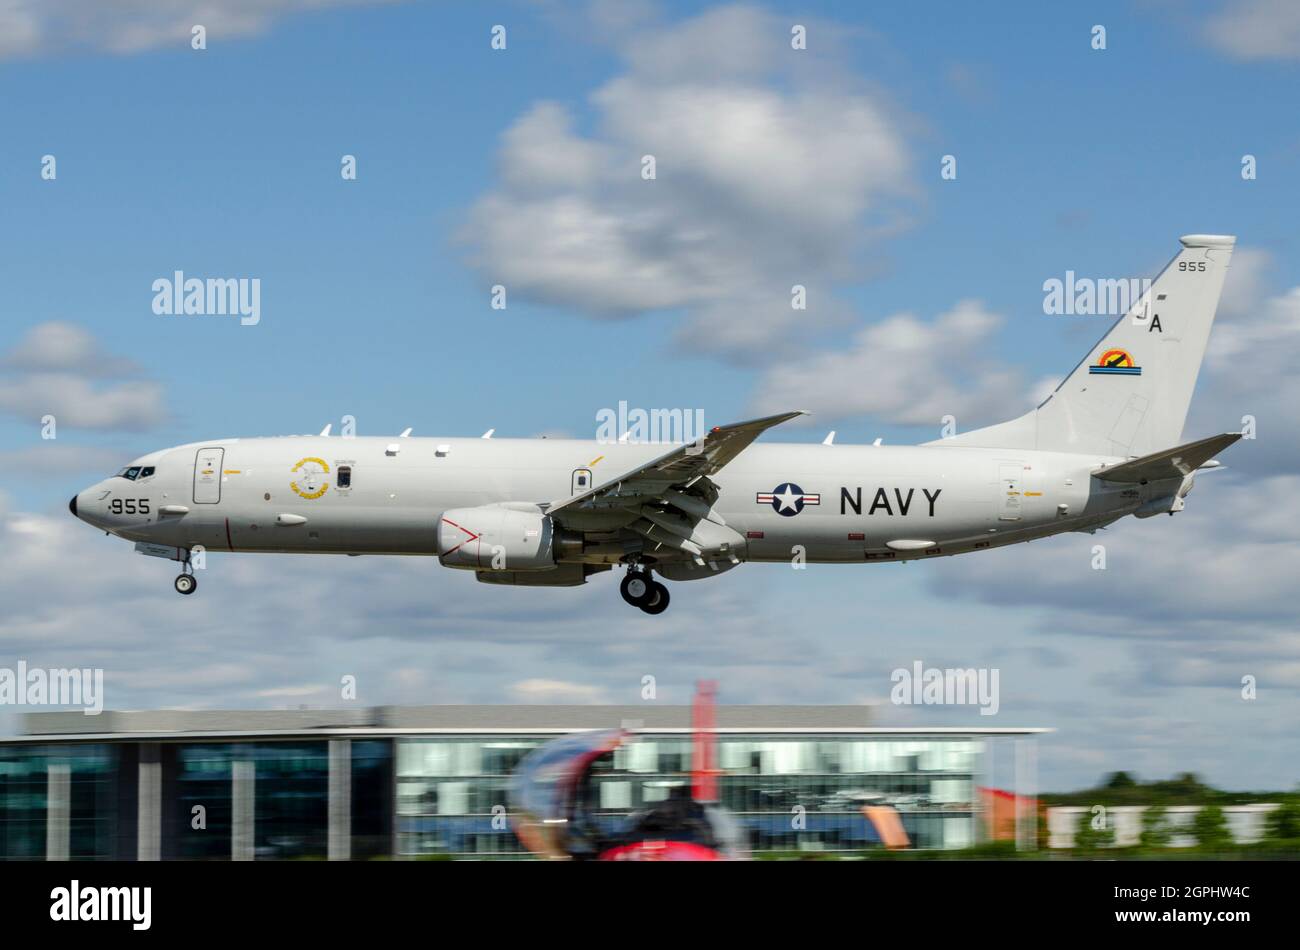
[547,410,807,518]
[1091,432,1242,483]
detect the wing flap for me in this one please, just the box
[1091,432,1241,483]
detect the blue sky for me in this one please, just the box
[3,0,1296,494]
[1,0,1298,791]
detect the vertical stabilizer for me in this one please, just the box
[933,234,1235,457]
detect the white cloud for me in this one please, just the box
[1203,0,1300,61]
[0,0,395,60]
[931,472,1300,676]
[1187,251,1300,475]
[0,443,128,476]
[0,501,848,715]
[461,4,917,362]
[0,322,166,431]
[0,0,41,59]
[918,468,1300,783]
[0,373,165,430]
[750,300,1024,427]
[1216,247,1273,319]
[1,321,137,376]
[508,679,610,704]
[747,245,1300,456]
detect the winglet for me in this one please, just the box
[319,424,332,437]
[749,409,808,427]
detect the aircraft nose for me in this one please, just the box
[69,494,78,518]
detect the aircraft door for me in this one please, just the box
[571,469,593,496]
[997,462,1022,522]
[194,448,224,504]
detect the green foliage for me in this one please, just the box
[960,839,1021,859]
[1265,799,1300,840]
[1041,770,1300,809]
[1074,806,1115,850]
[1104,771,1138,790]
[1192,804,1232,849]
[1139,804,1171,849]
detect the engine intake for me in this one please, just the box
[438,505,556,571]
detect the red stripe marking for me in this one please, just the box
[439,518,481,558]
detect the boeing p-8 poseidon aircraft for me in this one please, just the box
[71,235,1241,614]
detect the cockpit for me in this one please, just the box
[114,465,156,481]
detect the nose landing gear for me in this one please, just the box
[620,567,670,614]
[173,555,197,595]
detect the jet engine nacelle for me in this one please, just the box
[438,505,556,571]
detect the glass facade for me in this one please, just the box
[0,730,994,859]
[0,743,118,860]
[351,739,394,859]
[167,743,330,860]
[397,738,531,857]
[0,738,395,861]
[397,735,984,857]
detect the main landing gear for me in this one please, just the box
[620,567,670,615]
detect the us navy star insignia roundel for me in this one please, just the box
[756,482,821,517]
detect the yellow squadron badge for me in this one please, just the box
[290,457,330,499]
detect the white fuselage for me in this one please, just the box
[71,435,1157,565]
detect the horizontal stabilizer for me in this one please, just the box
[1091,432,1241,483]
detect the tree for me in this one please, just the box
[1264,800,1300,841]
[1139,804,1171,849]
[1192,804,1232,850]
[1104,771,1138,790]
[1170,772,1206,796]
[1075,806,1115,851]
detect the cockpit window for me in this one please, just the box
[116,466,143,481]
[140,466,155,478]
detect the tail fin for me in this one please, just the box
[934,234,1235,457]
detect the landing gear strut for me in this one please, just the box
[620,567,670,614]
